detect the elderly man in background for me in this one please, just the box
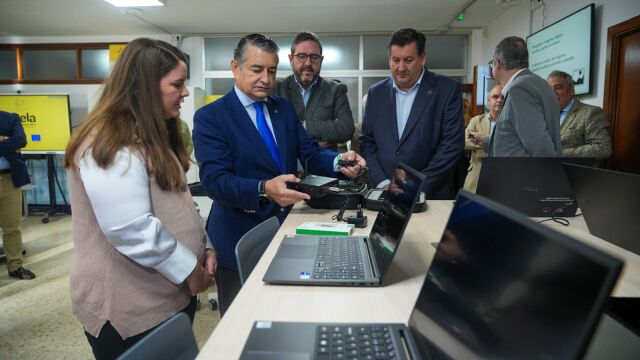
[465,84,504,192]
[547,70,612,160]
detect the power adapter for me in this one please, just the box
[347,215,367,228]
[346,205,368,228]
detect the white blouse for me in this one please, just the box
[79,148,197,284]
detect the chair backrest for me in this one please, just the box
[235,216,280,285]
[116,312,198,360]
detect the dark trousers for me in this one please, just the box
[84,296,197,360]
[215,266,242,317]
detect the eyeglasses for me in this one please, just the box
[488,59,495,67]
[293,53,323,63]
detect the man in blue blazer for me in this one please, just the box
[193,34,365,316]
[360,28,464,200]
[0,110,35,280]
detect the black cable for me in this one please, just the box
[342,166,369,192]
[331,197,350,222]
[537,207,570,226]
[51,156,69,206]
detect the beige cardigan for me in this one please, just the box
[463,113,491,192]
[68,144,205,339]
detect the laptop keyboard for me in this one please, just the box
[314,237,366,280]
[316,325,398,360]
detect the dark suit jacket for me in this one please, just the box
[274,76,354,148]
[0,111,30,188]
[487,69,562,157]
[359,68,464,199]
[192,89,337,269]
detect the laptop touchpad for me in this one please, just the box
[279,244,316,259]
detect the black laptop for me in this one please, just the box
[263,162,425,286]
[563,163,640,255]
[241,191,622,359]
[476,157,594,217]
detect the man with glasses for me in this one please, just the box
[465,84,504,192]
[483,36,561,157]
[360,28,464,199]
[275,31,354,151]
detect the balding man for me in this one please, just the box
[465,84,504,192]
[482,36,562,157]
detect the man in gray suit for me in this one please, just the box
[274,31,354,151]
[471,36,561,157]
[547,70,612,159]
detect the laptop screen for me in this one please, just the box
[408,191,622,359]
[563,163,640,255]
[368,163,425,277]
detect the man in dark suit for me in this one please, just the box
[0,110,36,280]
[192,34,365,316]
[471,36,561,157]
[360,28,464,199]
[274,31,354,151]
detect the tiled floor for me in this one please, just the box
[0,215,219,359]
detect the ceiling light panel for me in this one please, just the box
[104,0,166,7]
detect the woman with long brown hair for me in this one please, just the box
[64,38,214,359]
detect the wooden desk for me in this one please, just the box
[197,201,640,359]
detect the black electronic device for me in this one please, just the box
[364,188,427,212]
[286,175,338,198]
[337,159,357,167]
[304,179,367,210]
[476,157,594,217]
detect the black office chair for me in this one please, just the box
[116,312,198,360]
[235,216,280,285]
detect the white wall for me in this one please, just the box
[483,0,640,107]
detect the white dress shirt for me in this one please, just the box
[79,148,197,284]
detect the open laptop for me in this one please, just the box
[476,157,594,217]
[563,163,640,255]
[263,162,425,286]
[242,191,622,359]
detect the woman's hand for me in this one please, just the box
[186,264,213,296]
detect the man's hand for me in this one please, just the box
[204,249,217,280]
[265,174,310,207]
[0,135,7,141]
[186,263,213,296]
[338,151,367,179]
[467,131,484,146]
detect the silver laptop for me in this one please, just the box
[263,162,425,286]
[243,191,623,359]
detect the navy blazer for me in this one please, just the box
[360,68,464,199]
[192,89,337,269]
[0,111,31,188]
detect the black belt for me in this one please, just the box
[0,169,11,175]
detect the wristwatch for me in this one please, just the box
[259,180,271,202]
